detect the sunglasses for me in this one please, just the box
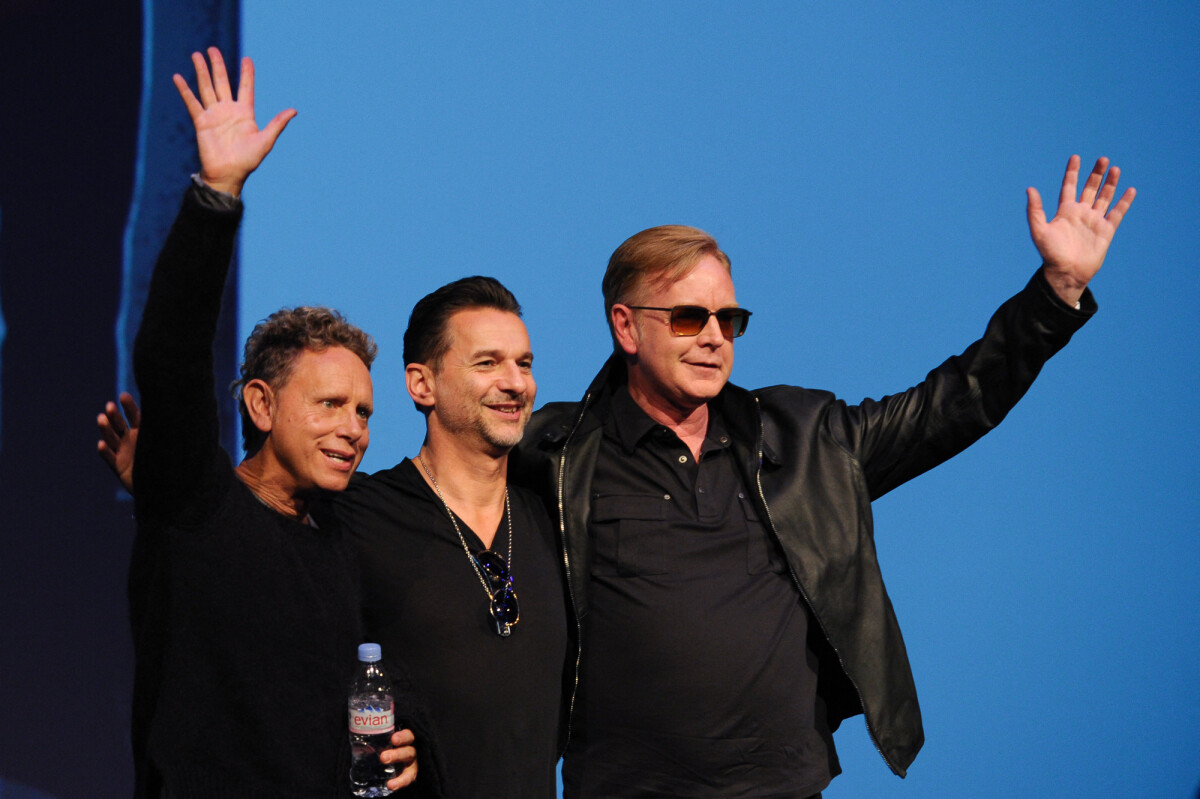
[625,305,752,338]
[475,550,519,635]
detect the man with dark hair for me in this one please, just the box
[400,276,523,412]
[329,274,570,797]
[104,47,416,797]
[102,273,569,797]
[511,156,1135,797]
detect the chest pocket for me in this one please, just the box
[591,494,670,577]
[742,494,786,575]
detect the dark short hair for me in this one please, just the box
[403,276,522,368]
[403,276,523,414]
[602,225,731,351]
[232,306,377,454]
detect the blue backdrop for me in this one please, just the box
[0,2,1196,797]
[237,3,1200,797]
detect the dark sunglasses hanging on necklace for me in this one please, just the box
[476,549,520,634]
[418,455,520,637]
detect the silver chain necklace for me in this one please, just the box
[415,454,516,637]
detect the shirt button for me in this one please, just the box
[698,487,706,494]
[678,455,688,464]
[663,494,671,501]
[720,436,729,444]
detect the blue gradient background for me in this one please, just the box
[233,3,1198,797]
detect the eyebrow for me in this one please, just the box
[469,349,533,361]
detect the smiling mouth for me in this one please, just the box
[485,401,527,418]
[323,450,355,466]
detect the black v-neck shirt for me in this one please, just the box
[334,459,569,799]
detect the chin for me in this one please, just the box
[316,475,354,493]
[683,383,724,403]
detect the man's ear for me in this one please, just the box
[406,362,437,410]
[611,304,640,356]
[242,379,275,435]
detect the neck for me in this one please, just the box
[626,382,711,460]
[236,457,310,520]
[415,434,509,548]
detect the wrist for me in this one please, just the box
[197,170,245,198]
[1041,267,1086,308]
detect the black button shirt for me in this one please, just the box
[564,388,838,798]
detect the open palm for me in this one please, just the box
[1027,155,1136,306]
[173,47,296,197]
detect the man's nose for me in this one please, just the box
[338,407,367,440]
[496,361,528,393]
[695,313,726,346]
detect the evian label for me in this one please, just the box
[349,700,395,735]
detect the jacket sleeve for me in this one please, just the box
[830,268,1095,500]
[131,183,244,524]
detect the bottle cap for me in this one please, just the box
[357,643,382,662]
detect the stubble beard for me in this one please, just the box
[475,406,529,452]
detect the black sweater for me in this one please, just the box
[129,186,362,798]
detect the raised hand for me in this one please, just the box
[174,47,297,197]
[1027,155,1136,307]
[97,392,140,494]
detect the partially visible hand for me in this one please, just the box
[1027,154,1136,307]
[381,727,418,791]
[97,392,140,494]
[174,47,297,197]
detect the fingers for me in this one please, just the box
[1105,186,1137,231]
[119,392,142,428]
[382,728,418,788]
[97,416,122,455]
[101,400,128,438]
[381,743,416,766]
[1057,154,1081,209]
[381,741,418,790]
[207,47,233,102]
[96,408,123,471]
[1053,154,1136,223]
[238,56,254,106]
[173,73,204,120]
[261,108,298,149]
[1026,186,1046,237]
[1078,156,1109,206]
[97,439,118,470]
[387,757,418,790]
[181,48,238,111]
[191,50,216,107]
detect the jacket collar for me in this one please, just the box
[565,353,781,466]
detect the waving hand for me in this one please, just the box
[174,47,296,197]
[1027,155,1136,307]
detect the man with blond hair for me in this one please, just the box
[513,157,1135,797]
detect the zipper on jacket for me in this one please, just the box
[554,389,592,753]
[750,397,901,776]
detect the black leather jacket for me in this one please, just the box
[510,270,1093,777]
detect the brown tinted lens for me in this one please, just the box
[717,309,750,337]
[668,306,709,335]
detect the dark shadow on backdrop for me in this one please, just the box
[0,1,238,796]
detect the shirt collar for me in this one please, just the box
[607,387,731,456]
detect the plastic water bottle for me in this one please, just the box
[348,643,397,797]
